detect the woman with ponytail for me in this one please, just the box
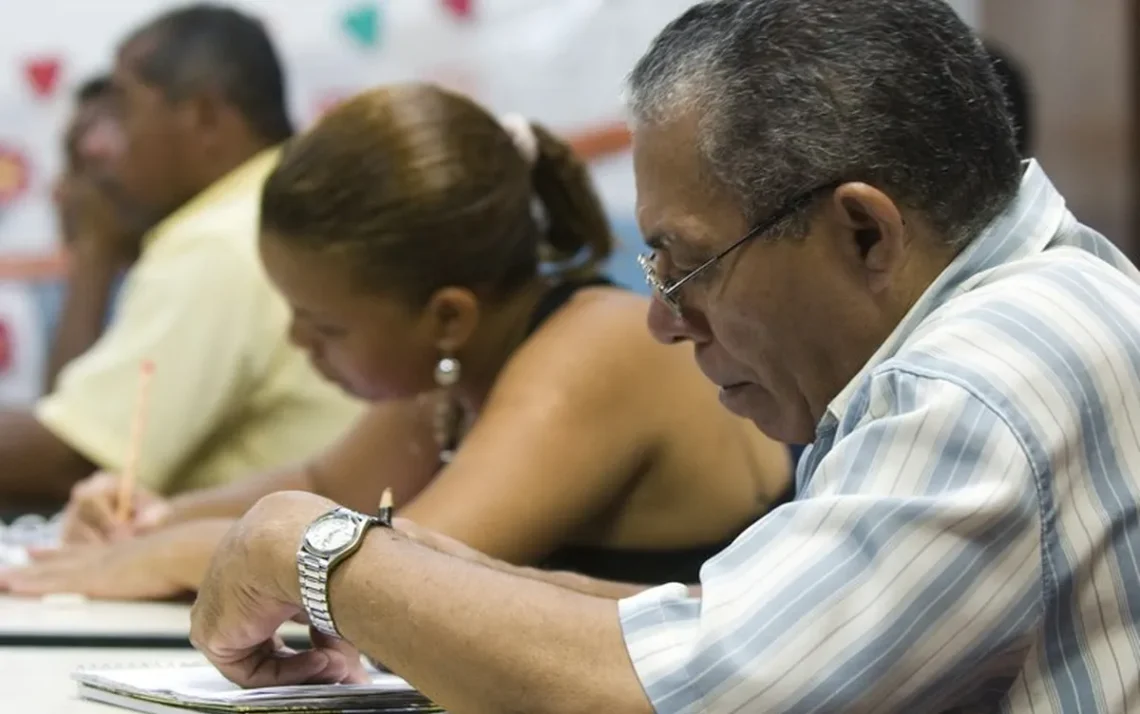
[3,84,792,597]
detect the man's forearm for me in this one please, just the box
[0,412,94,510]
[315,529,653,714]
[523,569,700,599]
[46,243,121,390]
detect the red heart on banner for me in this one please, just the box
[441,0,474,20]
[23,56,63,99]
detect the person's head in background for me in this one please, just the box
[259,83,613,403]
[53,77,117,229]
[109,3,292,223]
[984,40,1034,156]
[59,76,121,183]
[53,75,152,247]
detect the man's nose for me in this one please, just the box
[646,295,712,345]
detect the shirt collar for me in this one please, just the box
[820,159,1068,428]
[142,145,283,250]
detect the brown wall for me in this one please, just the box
[982,0,1136,257]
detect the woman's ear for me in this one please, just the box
[424,287,481,352]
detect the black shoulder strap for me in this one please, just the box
[525,276,614,335]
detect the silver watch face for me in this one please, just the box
[305,515,357,554]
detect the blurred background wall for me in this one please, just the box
[0,0,698,405]
[983,0,1135,257]
[0,0,1131,408]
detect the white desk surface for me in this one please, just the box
[0,594,309,646]
[0,646,206,713]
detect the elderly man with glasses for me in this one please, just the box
[188,1,1140,713]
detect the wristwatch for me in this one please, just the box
[297,506,386,638]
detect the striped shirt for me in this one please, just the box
[619,160,1140,713]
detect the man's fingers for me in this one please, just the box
[217,645,340,689]
[310,628,371,684]
[209,633,366,690]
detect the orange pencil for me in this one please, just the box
[117,360,155,524]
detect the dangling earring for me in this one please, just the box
[433,354,463,464]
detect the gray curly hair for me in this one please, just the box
[625,0,1022,247]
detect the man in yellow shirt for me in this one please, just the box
[0,5,363,511]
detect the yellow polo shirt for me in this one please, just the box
[35,147,364,495]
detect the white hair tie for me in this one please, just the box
[499,113,539,166]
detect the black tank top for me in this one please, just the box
[523,276,796,584]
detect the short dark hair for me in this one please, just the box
[75,74,112,104]
[122,3,293,143]
[626,0,1023,248]
[984,41,1034,156]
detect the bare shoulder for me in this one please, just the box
[488,286,696,415]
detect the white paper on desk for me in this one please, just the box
[73,663,442,712]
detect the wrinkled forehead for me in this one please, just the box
[631,119,747,253]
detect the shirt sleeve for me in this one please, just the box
[619,369,1043,714]
[34,240,268,494]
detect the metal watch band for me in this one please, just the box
[298,548,341,638]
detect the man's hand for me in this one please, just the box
[61,471,171,545]
[0,526,192,599]
[46,173,144,390]
[56,173,140,265]
[190,492,369,688]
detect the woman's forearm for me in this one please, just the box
[160,518,240,591]
[163,466,315,525]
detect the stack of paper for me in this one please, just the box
[73,662,443,713]
[0,512,61,567]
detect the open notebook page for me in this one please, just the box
[73,663,441,712]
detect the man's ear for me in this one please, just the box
[828,182,908,295]
[177,87,228,151]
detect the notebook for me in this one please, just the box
[73,662,444,713]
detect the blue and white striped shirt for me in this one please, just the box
[619,160,1140,713]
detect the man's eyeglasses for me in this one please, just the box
[638,183,837,318]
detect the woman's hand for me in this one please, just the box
[60,471,171,545]
[393,517,495,566]
[0,525,196,600]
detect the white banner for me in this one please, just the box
[0,0,979,406]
